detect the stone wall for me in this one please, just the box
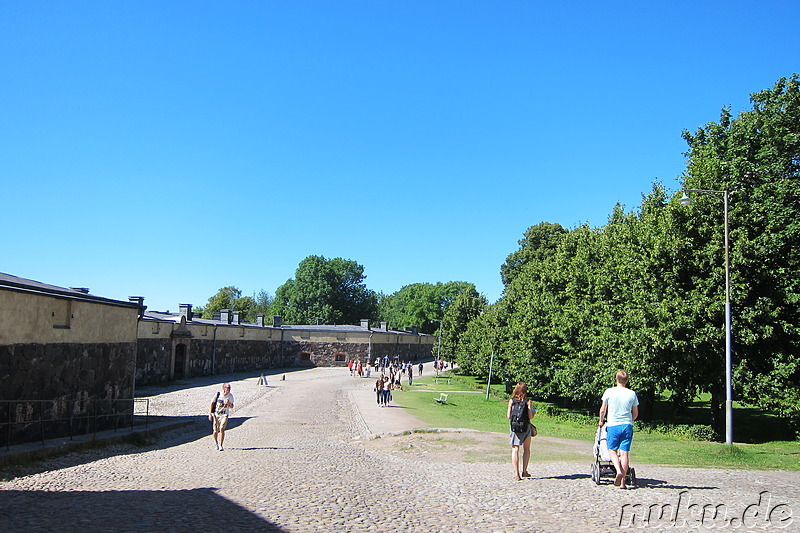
[283,341,370,367]
[0,342,136,445]
[135,337,173,385]
[134,333,435,386]
[282,339,433,367]
[197,339,283,376]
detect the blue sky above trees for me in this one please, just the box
[2,1,798,312]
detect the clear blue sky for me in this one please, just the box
[2,1,797,313]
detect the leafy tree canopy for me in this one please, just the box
[200,287,273,322]
[268,255,377,325]
[201,286,242,319]
[378,281,479,334]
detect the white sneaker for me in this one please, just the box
[215,443,220,451]
[219,446,224,451]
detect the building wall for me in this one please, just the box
[0,288,139,444]
[0,290,137,345]
[134,321,436,385]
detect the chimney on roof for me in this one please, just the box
[380,322,388,331]
[71,287,90,294]
[232,311,241,324]
[273,316,282,327]
[256,314,264,327]
[360,319,370,329]
[128,296,146,319]
[179,304,193,321]
[315,317,323,325]
[220,309,231,324]
[412,325,419,335]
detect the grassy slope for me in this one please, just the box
[392,374,800,471]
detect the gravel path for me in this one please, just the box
[1,368,798,532]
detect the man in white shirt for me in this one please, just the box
[209,383,235,451]
[598,371,639,488]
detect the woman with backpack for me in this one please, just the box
[507,382,537,481]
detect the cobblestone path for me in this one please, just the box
[1,368,798,532]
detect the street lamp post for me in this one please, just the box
[486,349,495,400]
[436,319,442,363]
[680,188,733,445]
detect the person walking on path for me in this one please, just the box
[598,370,639,489]
[209,382,235,451]
[382,375,392,406]
[507,382,536,481]
[374,375,384,406]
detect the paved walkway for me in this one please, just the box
[1,367,798,532]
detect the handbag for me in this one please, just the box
[531,425,537,438]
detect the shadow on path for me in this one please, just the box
[2,416,252,480]
[0,487,286,532]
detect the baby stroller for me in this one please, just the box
[590,424,636,486]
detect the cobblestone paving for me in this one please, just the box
[1,368,798,532]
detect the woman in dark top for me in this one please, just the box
[507,382,536,481]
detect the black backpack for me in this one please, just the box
[510,399,530,433]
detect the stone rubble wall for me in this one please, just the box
[0,341,136,445]
[134,335,434,386]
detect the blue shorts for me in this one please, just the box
[606,424,633,452]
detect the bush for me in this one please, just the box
[684,425,721,442]
[541,409,721,442]
[542,405,562,417]
[633,420,720,442]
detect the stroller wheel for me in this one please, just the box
[590,462,601,485]
[627,467,637,487]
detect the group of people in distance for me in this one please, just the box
[371,360,420,406]
[508,370,639,487]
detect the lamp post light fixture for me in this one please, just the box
[680,188,733,445]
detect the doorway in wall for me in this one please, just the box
[173,343,187,380]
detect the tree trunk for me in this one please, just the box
[709,389,724,436]
[637,389,655,422]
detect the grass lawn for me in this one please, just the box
[394,372,800,470]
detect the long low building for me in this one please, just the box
[137,305,436,385]
[1,272,436,443]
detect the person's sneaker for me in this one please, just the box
[215,443,220,451]
[219,446,224,451]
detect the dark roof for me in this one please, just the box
[140,310,429,335]
[0,272,139,309]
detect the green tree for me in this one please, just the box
[440,291,487,360]
[200,287,272,323]
[252,289,274,322]
[268,255,377,325]
[501,222,569,287]
[234,296,256,322]
[201,286,242,319]
[377,281,479,334]
[680,74,800,427]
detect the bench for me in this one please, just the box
[434,376,452,385]
[435,393,449,404]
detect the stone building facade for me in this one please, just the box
[0,273,140,445]
[136,308,435,385]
